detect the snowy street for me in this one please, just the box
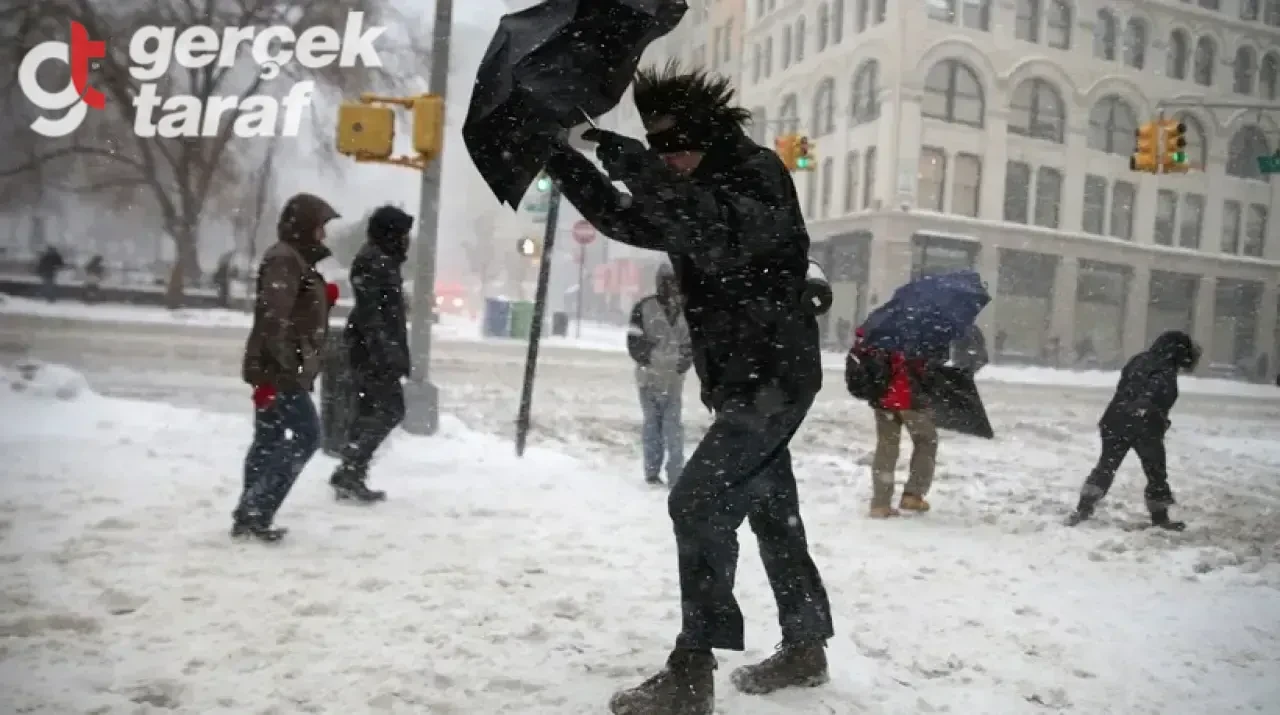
[2,306,1280,713]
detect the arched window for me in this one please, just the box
[1262,53,1280,99]
[1122,18,1147,68]
[1047,0,1072,49]
[1009,78,1065,142]
[1227,126,1272,179]
[1167,30,1189,79]
[752,44,762,83]
[1087,95,1138,154]
[1093,10,1117,60]
[922,59,985,127]
[1172,113,1208,167]
[832,0,845,43]
[1234,47,1257,94]
[850,61,880,124]
[812,77,836,136]
[1193,36,1215,85]
[779,93,800,134]
[817,3,831,51]
[794,16,807,62]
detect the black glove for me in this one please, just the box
[581,129,659,182]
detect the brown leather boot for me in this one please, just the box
[899,493,930,512]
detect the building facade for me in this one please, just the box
[735,0,1280,372]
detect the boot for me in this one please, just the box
[1066,495,1097,527]
[730,641,829,695]
[645,475,664,487]
[231,512,286,542]
[1150,507,1186,532]
[608,648,716,715]
[899,493,930,512]
[868,505,899,519]
[331,464,386,503]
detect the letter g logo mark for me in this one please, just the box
[18,24,106,138]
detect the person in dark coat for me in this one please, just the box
[544,61,833,714]
[1067,330,1200,531]
[331,205,413,503]
[35,246,65,302]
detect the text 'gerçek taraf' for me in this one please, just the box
[17,12,386,139]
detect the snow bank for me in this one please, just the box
[0,294,256,328]
[1,360,93,401]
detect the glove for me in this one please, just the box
[581,128,658,181]
[252,384,277,410]
[325,282,339,307]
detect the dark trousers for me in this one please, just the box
[1079,427,1174,514]
[236,390,321,522]
[669,393,834,652]
[339,374,405,473]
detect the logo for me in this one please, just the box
[17,14,385,139]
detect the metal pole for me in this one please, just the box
[515,184,560,457]
[402,0,452,436]
[575,246,585,338]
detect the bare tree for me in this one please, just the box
[464,213,500,294]
[0,0,418,306]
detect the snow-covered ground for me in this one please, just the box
[2,361,1278,714]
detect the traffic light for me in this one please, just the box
[795,136,815,171]
[336,103,395,159]
[1130,121,1159,173]
[516,237,540,257]
[1159,120,1190,173]
[535,173,552,192]
[774,134,798,170]
[412,94,445,160]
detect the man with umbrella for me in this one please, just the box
[543,62,834,713]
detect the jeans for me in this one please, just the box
[236,389,321,523]
[639,382,684,482]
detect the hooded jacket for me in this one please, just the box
[241,193,339,391]
[1099,330,1199,440]
[628,265,693,395]
[548,128,821,411]
[345,206,412,379]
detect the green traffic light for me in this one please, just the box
[1172,151,1186,163]
[536,176,551,191]
[796,157,811,169]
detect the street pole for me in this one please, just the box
[576,246,585,338]
[515,184,560,457]
[402,0,452,436]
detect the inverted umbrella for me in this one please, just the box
[859,269,991,359]
[463,0,688,208]
[922,365,995,439]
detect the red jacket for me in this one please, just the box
[854,328,923,411]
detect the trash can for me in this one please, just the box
[551,311,569,337]
[320,332,355,457]
[508,300,536,340]
[482,298,511,338]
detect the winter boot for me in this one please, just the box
[645,475,664,487]
[1149,507,1186,532]
[231,512,286,542]
[1066,495,1098,526]
[730,641,830,695]
[868,505,900,519]
[331,464,386,503]
[899,493,930,512]
[608,648,716,715]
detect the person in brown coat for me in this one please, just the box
[233,192,340,542]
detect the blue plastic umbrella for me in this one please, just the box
[860,270,990,358]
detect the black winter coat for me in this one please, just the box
[548,129,822,411]
[345,241,409,380]
[1099,330,1199,441]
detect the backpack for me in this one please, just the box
[845,345,891,403]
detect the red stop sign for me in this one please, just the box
[572,220,596,245]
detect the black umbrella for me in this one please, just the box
[463,0,688,208]
[922,365,995,439]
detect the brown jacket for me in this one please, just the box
[241,193,340,391]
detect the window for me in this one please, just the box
[1227,126,1271,179]
[1088,96,1138,154]
[817,3,830,51]
[1154,190,1177,245]
[1263,53,1279,99]
[953,154,981,217]
[1235,47,1258,94]
[1004,161,1031,223]
[845,151,861,212]
[812,77,836,136]
[782,25,792,68]
[1174,113,1208,167]
[918,147,947,211]
[794,16,807,62]
[1244,205,1268,257]
[712,27,722,68]
[1034,166,1063,228]
[928,0,956,23]
[723,20,733,63]
[863,147,877,208]
[923,60,985,127]
[1094,10,1117,60]
[820,157,834,218]
[1242,0,1260,20]
[1167,31,1189,80]
[805,167,817,216]
[832,0,845,43]
[1269,0,1280,25]
[1016,0,1040,42]
[1082,175,1107,234]
[757,0,766,17]
[749,107,767,142]
[1193,37,1215,86]
[764,37,773,77]
[1221,200,1242,253]
[1122,19,1146,69]
[1009,78,1065,142]
[1200,0,1220,9]
[778,93,799,133]
[874,0,887,23]
[850,61,880,124]
[1047,0,1071,49]
[1179,194,1204,248]
[855,0,869,32]
[1110,181,1136,240]
[752,44,761,82]
[962,0,991,29]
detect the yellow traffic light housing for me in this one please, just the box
[412,94,445,160]
[1160,120,1190,173]
[774,134,798,171]
[795,136,815,171]
[1130,121,1159,173]
[337,103,395,159]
